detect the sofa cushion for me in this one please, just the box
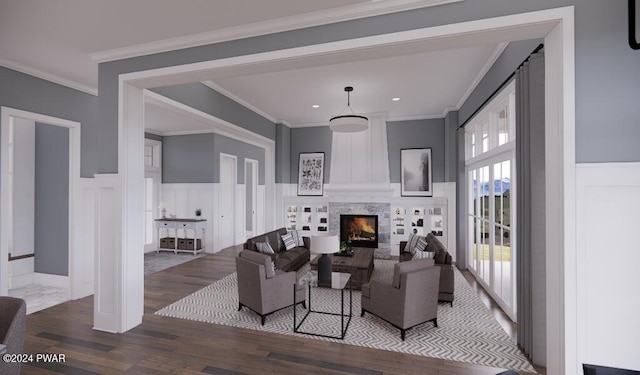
[426,233,448,264]
[281,232,296,250]
[392,258,434,288]
[255,241,275,254]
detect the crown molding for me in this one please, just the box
[201,81,278,124]
[91,0,463,63]
[0,57,98,96]
[455,42,508,110]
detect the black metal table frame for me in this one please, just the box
[293,275,352,340]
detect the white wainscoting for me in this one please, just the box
[161,183,216,252]
[235,184,245,245]
[257,185,266,235]
[93,174,122,333]
[576,163,640,371]
[72,177,95,299]
[162,183,260,252]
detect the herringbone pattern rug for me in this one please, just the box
[156,260,535,372]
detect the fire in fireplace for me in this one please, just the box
[340,214,378,248]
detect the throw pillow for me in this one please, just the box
[281,232,296,250]
[289,230,305,247]
[266,260,277,279]
[406,233,419,254]
[406,233,427,254]
[255,241,275,254]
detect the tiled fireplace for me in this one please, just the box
[328,202,391,251]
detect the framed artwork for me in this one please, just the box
[297,152,325,196]
[401,148,433,197]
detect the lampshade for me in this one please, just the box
[310,233,339,254]
[329,86,368,133]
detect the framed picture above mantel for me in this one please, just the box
[401,148,433,197]
[297,152,325,196]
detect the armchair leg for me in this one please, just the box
[360,309,366,317]
[238,303,243,311]
[401,329,406,341]
[434,318,438,328]
[261,315,266,326]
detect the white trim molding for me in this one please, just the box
[91,0,463,63]
[0,107,82,301]
[0,57,98,96]
[576,163,640,372]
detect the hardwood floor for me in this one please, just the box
[20,246,544,374]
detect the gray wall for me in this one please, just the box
[162,133,265,184]
[34,123,69,276]
[387,119,446,183]
[213,133,265,184]
[98,0,640,177]
[444,111,459,182]
[162,134,215,183]
[289,126,333,183]
[151,83,275,141]
[0,66,97,177]
[275,123,291,183]
[288,120,447,184]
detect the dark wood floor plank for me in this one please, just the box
[20,245,543,375]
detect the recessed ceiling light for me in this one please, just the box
[392,97,401,102]
[312,104,320,108]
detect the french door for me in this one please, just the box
[465,80,517,320]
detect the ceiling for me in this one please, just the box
[1,0,505,132]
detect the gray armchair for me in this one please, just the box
[0,297,26,375]
[361,258,440,341]
[236,250,305,325]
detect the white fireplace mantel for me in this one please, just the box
[324,183,394,202]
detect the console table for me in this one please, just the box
[155,218,206,255]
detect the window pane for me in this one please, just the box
[145,212,153,245]
[145,178,153,209]
[501,228,513,307]
[501,160,511,228]
[482,122,490,153]
[480,166,490,220]
[497,107,509,146]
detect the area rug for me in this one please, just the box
[156,260,535,373]
[144,251,206,276]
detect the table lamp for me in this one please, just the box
[311,233,339,283]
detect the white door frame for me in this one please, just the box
[112,7,575,373]
[0,107,82,298]
[218,153,237,250]
[245,158,258,236]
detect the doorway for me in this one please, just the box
[0,107,82,312]
[218,153,237,250]
[245,159,258,238]
[111,11,574,373]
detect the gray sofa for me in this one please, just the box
[244,228,310,272]
[236,250,305,325]
[400,233,454,306]
[0,297,26,375]
[361,258,440,341]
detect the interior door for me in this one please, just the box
[245,159,258,237]
[143,171,160,253]
[219,154,236,250]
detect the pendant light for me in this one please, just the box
[329,86,368,133]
